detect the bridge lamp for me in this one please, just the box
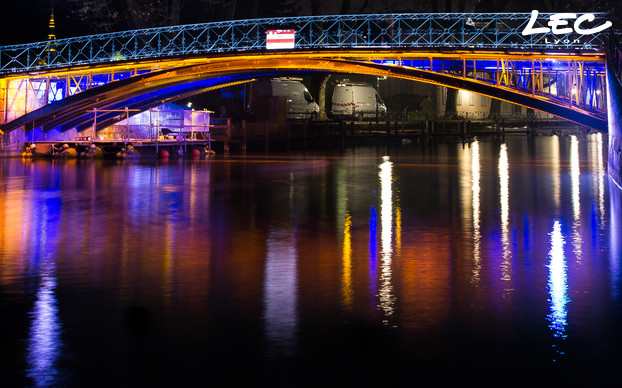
[187,102,193,108]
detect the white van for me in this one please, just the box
[253,77,320,120]
[331,82,387,120]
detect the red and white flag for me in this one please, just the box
[266,30,295,49]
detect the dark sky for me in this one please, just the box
[0,0,361,46]
[0,1,50,45]
[1,1,617,47]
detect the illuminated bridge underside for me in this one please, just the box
[1,51,607,133]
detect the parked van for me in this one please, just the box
[331,82,387,120]
[252,77,319,120]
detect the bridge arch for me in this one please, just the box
[0,51,608,134]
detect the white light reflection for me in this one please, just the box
[547,221,569,341]
[499,143,511,282]
[378,156,396,324]
[570,136,583,261]
[26,260,62,387]
[570,136,581,219]
[551,136,561,210]
[471,141,482,283]
[595,133,605,227]
[263,228,298,358]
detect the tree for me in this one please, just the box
[61,0,121,34]
[117,0,182,29]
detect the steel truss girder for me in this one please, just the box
[0,12,611,74]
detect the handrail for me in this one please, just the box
[0,13,612,75]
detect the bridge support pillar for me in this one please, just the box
[607,68,622,189]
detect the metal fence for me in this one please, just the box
[0,12,612,74]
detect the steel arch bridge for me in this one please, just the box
[0,12,613,135]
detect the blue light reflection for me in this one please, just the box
[26,260,61,388]
[369,205,378,305]
[26,187,62,387]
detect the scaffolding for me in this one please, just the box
[86,107,213,148]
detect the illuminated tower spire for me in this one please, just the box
[47,0,56,53]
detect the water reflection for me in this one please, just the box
[27,259,61,387]
[378,156,395,324]
[547,220,569,343]
[499,143,511,282]
[342,212,353,310]
[1,137,621,386]
[263,228,298,357]
[25,186,62,387]
[460,140,481,284]
[570,136,583,261]
[594,133,606,228]
[610,176,622,304]
[472,141,481,284]
[369,205,378,302]
[551,136,561,211]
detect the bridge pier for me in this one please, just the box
[607,67,622,189]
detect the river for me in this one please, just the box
[1,133,621,387]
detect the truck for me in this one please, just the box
[331,81,387,120]
[251,77,319,120]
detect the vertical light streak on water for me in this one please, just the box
[335,166,348,238]
[27,260,61,388]
[471,141,482,284]
[263,228,299,358]
[551,136,561,211]
[547,221,569,345]
[368,206,378,304]
[342,212,353,310]
[162,216,173,309]
[499,143,511,282]
[570,136,583,261]
[610,177,621,304]
[595,133,605,227]
[378,156,395,324]
[289,171,295,207]
[26,202,61,388]
[395,205,402,258]
[459,143,472,234]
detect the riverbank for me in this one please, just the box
[0,118,596,159]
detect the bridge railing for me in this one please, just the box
[0,13,611,75]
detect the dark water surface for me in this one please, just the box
[1,134,621,387]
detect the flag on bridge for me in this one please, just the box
[266,30,295,49]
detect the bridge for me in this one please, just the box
[0,12,616,138]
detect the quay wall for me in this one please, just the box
[607,63,622,190]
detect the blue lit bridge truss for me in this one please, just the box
[0,12,614,134]
[0,12,611,73]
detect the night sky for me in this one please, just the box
[0,1,618,47]
[0,0,349,46]
[0,1,51,45]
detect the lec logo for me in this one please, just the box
[522,10,612,36]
